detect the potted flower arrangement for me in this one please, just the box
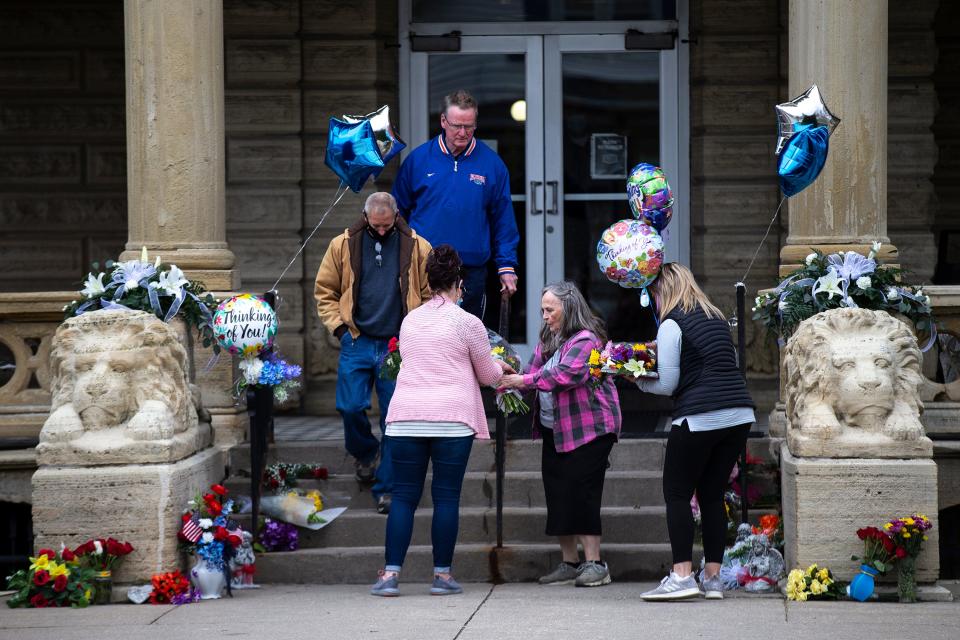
[62,247,220,354]
[148,570,196,605]
[884,513,933,603]
[73,537,135,604]
[753,242,935,346]
[178,482,243,599]
[5,548,96,608]
[236,351,302,404]
[847,526,899,601]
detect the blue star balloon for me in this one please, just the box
[342,105,406,167]
[778,125,829,197]
[324,117,385,192]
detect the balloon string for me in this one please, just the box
[739,195,787,285]
[271,182,349,291]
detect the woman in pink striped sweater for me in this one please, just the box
[370,245,513,597]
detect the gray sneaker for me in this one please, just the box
[538,562,580,585]
[701,573,724,600]
[370,571,399,597]
[640,572,702,601]
[575,561,612,587]
[430,574,463,595]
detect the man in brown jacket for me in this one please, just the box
[315,192,431,514]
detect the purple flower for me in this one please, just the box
[259,518,299,551]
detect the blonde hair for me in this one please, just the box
[651,263,724,322]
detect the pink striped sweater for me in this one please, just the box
[385,296,501,438]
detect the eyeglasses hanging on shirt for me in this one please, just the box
[374,241,383,268]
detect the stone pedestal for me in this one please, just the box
[32,447,225,587]
[781,445,939,582]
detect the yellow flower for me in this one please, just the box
[795,590,808,602]
[84,588,92,601]
[904,517,915,526]
[883,523,892,530]
[903,532,911,538]
[809,579,824,595]
[306,489,323,512]
[588,350,601,366]
[49,562,69,577]
[491,346,505,356]
[29,554,50,571]
[817,568,830,582]
[806,564,818,576]
[923,535,928,541]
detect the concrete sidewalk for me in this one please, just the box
[3,583,959,640]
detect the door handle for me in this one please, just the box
[530,180,543,215]
[546,181,559,215]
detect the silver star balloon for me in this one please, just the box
[775,84,840,156]
[342,105,406,165]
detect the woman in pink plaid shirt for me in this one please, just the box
[500,281,621,587]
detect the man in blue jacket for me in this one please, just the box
[393,89,519,320]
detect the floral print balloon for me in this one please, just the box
[596,219,664,289]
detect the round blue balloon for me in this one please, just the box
[324,118,385,192]
[778,125,829,197]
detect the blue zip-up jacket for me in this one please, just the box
[392,135,518,273]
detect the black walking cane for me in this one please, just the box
[248,289,278,542]
[735,282,749,525]
[495,293,510,548]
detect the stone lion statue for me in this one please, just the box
[36,310,211,466]
[783,307,932,458]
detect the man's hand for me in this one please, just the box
[499,273,519,297]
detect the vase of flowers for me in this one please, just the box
[72,537,135,605]
[178,483,244,600]
[847,526,898,602]
[63,247,221,362]
[236,351,302,405]
[5,548,96,609]
[753,242,936,347]
[885,514,934,603]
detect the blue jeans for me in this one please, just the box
[336,333,395,498]
[384,435,474,571]
[460,265,487,321]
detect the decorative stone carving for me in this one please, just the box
[784,307,933,458]
[36,310,210,466]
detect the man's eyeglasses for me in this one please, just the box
[446,123,476,132]
[375,242,382,268]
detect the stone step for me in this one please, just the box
[229,438,667,475]
[225,470,664,509]
[253,542,681,584]
[238,506,668,547]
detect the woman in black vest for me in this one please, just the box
[637,263,755,601]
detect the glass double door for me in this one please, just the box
[410,34,684,362]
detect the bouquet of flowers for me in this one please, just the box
[851,526,900,575]
[63,247,220,352]
[380,336,402,379]
[588,341,658,389]
[73,537,135,571]
[5,548,96,608]
[236,351,302,403]
[753,242,936,346]
[786,564,844,601]
[178,483,243,571]
[148,570,195,605]
[258,518,299,552]
[752,513,783,549]
[488,329,529,416]
[262,462,329,493]
[883,513,933,558]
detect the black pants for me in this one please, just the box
[459,265,487,321]
[662,421,750,565]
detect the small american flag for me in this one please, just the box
[181,517,203,543]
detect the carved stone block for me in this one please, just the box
[784,308,933,458]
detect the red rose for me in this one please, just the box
[214,526,228,541]
[33,569,51,586]
[312,467,329,480]
[30,593,49,608]
[388,337,399,353]
[881,536,895,553]
[278,468,287,479]
[203,493,216,504]
[53,574,68,593]
[896,547,908,559]
[106,538,120,556]
[227,534,242,547]
[211,484,227,496]
[177,530,189,542]
[207,501,223,516]
[268,478,279,489]
[181,513,192,523]
[37,548,56,558]
[122,541,134,555]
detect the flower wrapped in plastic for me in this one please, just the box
[588,341,658,389]
[488,329,530,416]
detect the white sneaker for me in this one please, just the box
[701,573,724,600]
[640,572,702,601]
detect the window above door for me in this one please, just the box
[412,0,677,23]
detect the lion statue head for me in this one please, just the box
[37,310,209,466]
[783,307,931,458]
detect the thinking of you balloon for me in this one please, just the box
[596,219,664,291]
[212,294,278,357]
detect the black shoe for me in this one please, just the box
[376,495,391,514]
[355,460,376,484]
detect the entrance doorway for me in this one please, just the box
[400,9,689,431]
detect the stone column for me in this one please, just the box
[120,0,238,292]
[780,0,896,275]
[121,0,244,445]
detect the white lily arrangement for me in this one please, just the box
[64,247,221,352]
[753,242,936,349]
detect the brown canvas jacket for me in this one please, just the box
[314,215,432,340]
